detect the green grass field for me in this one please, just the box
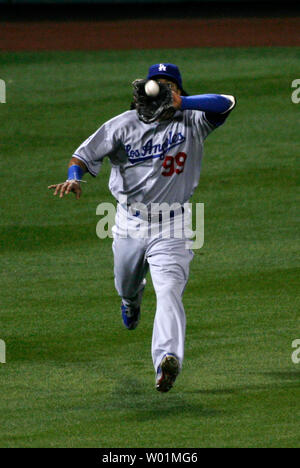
[0,47,299,448]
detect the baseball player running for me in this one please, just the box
[49,63,236,392]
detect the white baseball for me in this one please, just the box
[145,80,160,97]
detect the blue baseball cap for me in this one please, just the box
[147,63,183,91]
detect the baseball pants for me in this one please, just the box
[112,204,194,372]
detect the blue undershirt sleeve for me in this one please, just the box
[180,94,232,113]
[181,94,236,127]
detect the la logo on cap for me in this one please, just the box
[159,64,167,71]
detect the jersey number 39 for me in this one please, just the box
[162,152,187,177]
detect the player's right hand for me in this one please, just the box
[48,180,82,200]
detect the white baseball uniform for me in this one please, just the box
[73,108,218,372]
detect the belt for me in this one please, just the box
[129,206,185,223]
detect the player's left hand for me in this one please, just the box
[48,180,82,199]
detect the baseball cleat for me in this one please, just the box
[121,279,146,331]
[121,303,141,330]
[156,354,180,393]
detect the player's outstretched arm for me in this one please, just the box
[176,93,236,127]
[48,157,87,200]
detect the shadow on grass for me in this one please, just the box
[104,376,224,421]
[261,370,300,381]
[6,335,106,364]
[1,224,97,252]
[189,370,300,396]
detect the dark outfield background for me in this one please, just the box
[0,0,299,449]
[0,0,300,19]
